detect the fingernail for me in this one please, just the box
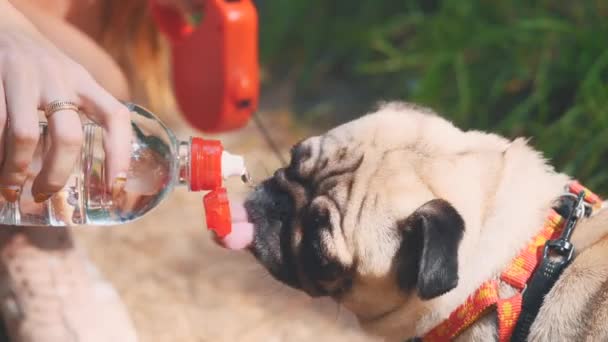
[33,192,53,203]
[112,173,127,199]
[0,186,21,203]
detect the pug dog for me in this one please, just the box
[224,102,608,341]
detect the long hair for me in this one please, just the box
[99,0,175,115]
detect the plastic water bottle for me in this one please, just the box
[0,103,248,227]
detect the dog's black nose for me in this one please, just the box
[244,177,293,225]
[244,177,299,288]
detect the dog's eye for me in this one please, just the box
[308,205,330,228]
[301,234,345,283]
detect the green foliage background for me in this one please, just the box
[255,0,608,193]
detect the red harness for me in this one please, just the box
[422,181,603,342]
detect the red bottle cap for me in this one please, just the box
[190,137,223,191]
[203,188,231,238]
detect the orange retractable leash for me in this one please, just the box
[150,0,259,133]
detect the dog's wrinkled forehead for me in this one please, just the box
[290,102,468,173]
[288,133,362,181]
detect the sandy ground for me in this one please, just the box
[72,106,378,342]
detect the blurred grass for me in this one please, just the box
[256,0,608,193]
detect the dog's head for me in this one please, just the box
[244,102,545,326]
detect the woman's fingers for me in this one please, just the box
[1,26,133,205]
[0,66,40,202]
[0,43,131,204]
[31,97,83,202]
[77,69,131,194]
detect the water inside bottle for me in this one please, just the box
[0,106,180,227]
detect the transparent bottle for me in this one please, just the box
[0,103,247,227]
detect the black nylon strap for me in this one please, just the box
[509,247,572,341]
[510,191,586,342]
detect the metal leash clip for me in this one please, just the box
[543,190,586,263]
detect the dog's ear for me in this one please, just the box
[396,199,465,300]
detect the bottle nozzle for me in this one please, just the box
[221,151,249,183]
[241,172,251,184]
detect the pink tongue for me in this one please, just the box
[221,222,254,250]
[230,202,248,222]
[216,202,254,250]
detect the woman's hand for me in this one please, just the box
[0,1,131,203]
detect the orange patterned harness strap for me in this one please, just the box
[422,181,603,342]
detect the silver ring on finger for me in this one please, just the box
[44,100,79,119]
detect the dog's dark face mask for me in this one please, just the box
[244,175,300,288]
[245,140,358,297]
